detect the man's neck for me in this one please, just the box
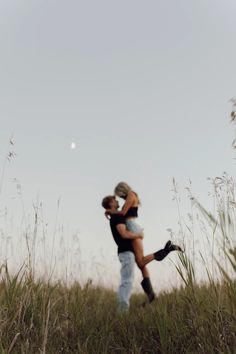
[109,207,118,214]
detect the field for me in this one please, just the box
[0,262,235,353]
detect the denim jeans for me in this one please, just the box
[126,219,144,238]
[117,251,135,312]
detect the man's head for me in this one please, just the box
[101,195,119,213]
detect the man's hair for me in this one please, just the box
[101,195,115,209]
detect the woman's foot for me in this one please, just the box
[141,278,156,303]
[165,240,183,252]
[154,241,183,261]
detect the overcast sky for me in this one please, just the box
[0,0,236,290]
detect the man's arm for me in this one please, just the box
[116,224,143,240]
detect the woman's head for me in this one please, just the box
[114,182,132,199]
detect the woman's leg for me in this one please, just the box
[132,239,155,302]
[133,237,149,277]
[132,238,155,270]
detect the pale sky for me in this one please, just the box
[0,0,236,291]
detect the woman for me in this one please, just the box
[114,182,150,279]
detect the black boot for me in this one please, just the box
[154,240,183,261]
[141,277,155,303]
[154,248,168,261]
[165,240,183,252]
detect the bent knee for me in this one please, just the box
[135,257,145,269]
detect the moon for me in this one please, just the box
[70,142,76,150]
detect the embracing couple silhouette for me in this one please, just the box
[102,182,183,313]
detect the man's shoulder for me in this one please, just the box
[110,214,126,225]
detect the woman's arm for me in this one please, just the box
[118,192,136,215]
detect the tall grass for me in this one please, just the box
[0,265,235,353]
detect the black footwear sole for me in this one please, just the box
[172,244,183,252]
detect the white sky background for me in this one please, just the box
[0,0,236,291]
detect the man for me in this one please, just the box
[102,195,182,312]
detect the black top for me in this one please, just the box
[125,207,138,218]
[109,214,134,254]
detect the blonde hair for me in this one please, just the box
[114,182,140,204]
[114,182,131,198]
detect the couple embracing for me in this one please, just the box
[102,182,182,313]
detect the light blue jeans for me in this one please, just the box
[117,251,135,312]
